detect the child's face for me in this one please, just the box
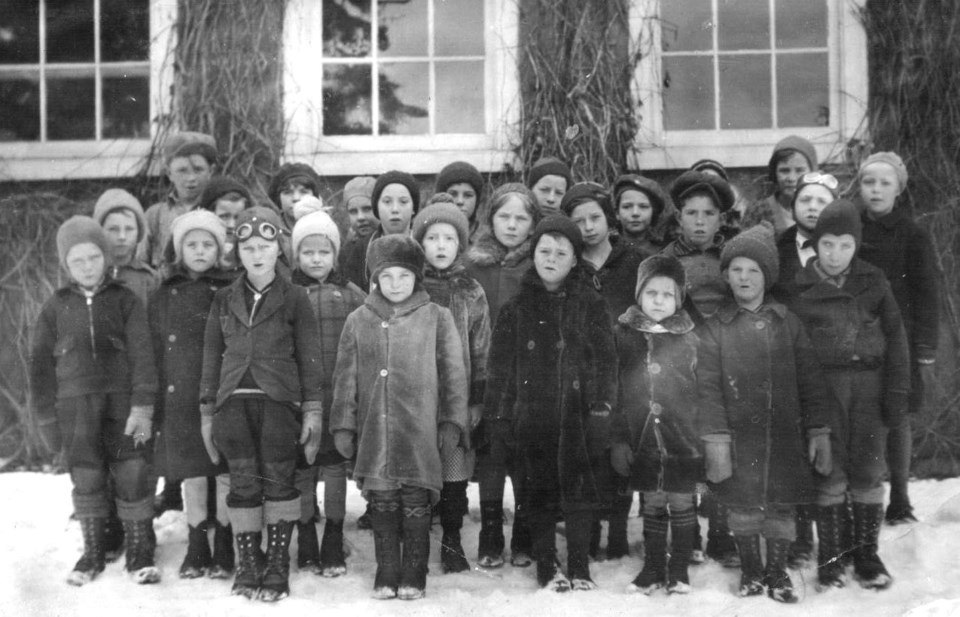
[639,275,678,322]
[793,184,834,234]
[531,174,567,215]
[214,197,247,238]
[280,181,315,221]
[817,233,857,276]
[377,183,415,235]
[775,152,811,198]
[859,163,901,218]
[181,229,219,275]
[378,266,416,303]
[421,222,460,271]
[617,189,654,235]
[167,154,213,204]
[238,237,279,279]
[101,210,139,261]
[678,195,721,249]
[65,242,106,290]
[569,200,609,248]
[347,198,377,238]
[298,234,336,282]
[726,256,765,309]
[446,182,478,221]
[534,233,576,291]
[492,196,534,249]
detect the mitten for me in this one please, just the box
[468,404,484,430]
[610,443,634,477]
[124,405,154,447]
[702,434,732,484]
[201,414,219,464]
[37,417,62,454]
[438,423,461,454]
[807,427,832,476]
[300,408,324,465]
[334,430,356,460]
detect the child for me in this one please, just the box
[689,159,749,234]
[93,188,160,305]
[485,216,617,591]
[342,176,378,241]
[140,131,218,270]
[611,254,701,594]
[199,206,324,602]
[741,135,817,236]
[698,223,836,603]
[784,199,910,590]
[435,161,485,240]
[148,210,236,580]
[856,152,940,525]
[412,199,492,573]
[269,162,324,231]
[613,174,668,256]
[290,210,366,577]
[199,176,254,271]
[331,234,469,600]
[29,216,159,586]
[526,157,572,216]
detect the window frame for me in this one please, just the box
[628,0,868,170]
[282,0,520,175]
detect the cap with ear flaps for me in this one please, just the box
[57,215,111,271]
[812,198,862,248]
[635,254,687,304]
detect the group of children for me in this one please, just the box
[28,132,939,605]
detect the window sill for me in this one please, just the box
[0,140,153,181]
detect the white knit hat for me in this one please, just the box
[170,210,227,265]
[292,210,341,260]
[292,194,326,221]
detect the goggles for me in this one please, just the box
[799,171,839,190]
[235,220,279,242]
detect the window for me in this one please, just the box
[284,0,520,175]
[630,0,868,169]
[0,0,175,180]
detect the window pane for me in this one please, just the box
[101,0,149,62]
[378,61,428,134]
[777,52,829,127]
[0,72,39,140]
[662,55,715,130]
[435,0,483,56]
[718,0,769,50]
[0,1,40,63]
[379,0,427,58]
[47,74,95,139]
[323,64,372,135]
[436,60,483,133]
[776,0,827,48]
[661,0,712,52]
[47,0,94,63]
[103,74,149,138]
[323,0,372,58]
[719,54,771,128]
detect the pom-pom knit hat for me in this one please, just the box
[372,171,421,214]
[670,170,736,213]
[530,214,584,260]
[292,210,341,260]
[527,157,572,190]
[57,215,111,270]
[812,198,862,248]
[859,151,908,191]
[292,195,326,221]
[93,188,147,243]
[170,210,227,264]
[635,253,687,304]
[720,222,780,290]
[411,202,470,250]
[367,234,425,282]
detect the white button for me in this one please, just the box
[381,321,389,328]
[170,289,178,296]
[167,385,175,393]
[168,334,176,343]
[380,369,388,377]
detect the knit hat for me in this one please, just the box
[613,174,668,220]
[411,201,470,250]
[559,181,616,228]
[721,222,780,290]
[92,188,147,243]
[367,234,425,282]
[670,170,736,213]
[859,151,908,190]
[436,161,483,197]
[530,214,584,260]
[170,210,227,264]
[199,176,253,212]
[812,198,862,248]
[269,162,322,208]
[291,210,341,259]
[768,135,818,182]
[689,159,730,181]
[235,206,284,243]
[372,171,421,214]
[163,131,217,166]
[57,215,110,270]
[292,194,326,221]
[527,157,572,190]
[343,176,376,207]
[635,254,687,305]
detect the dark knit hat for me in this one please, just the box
[372,171,421,214]
[670,170,736,213]
[367,234,425,282]
[721,222,780,290]
[613,174,668,220]
[768,135,818,182]
[269,162,321,208]
[812,198,862,248]
[57,215,111,270]
[690,159,730,181]
[859,151,908,190]
[635,254,687,304]
[235,206,284,243]
[436,161,483,197]
[526,157,572,190]
[199,176,253,212]
[559,181,616,229]
[163,131,217,166]
[92,188,147,243]
[411,201,471,250]
[530,214,584,260]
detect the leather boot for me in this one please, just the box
[667,507,696,594]
[398,504,431,599]
[231,531,264,599]
[734,534,764,597]
[765,538,799,603]
[209,522,235,579]
[606,492,632,559]
[67,517,106,586]
[478,500,505,567]
[440,481,470,573]
[789,504,815,568]
[259,520,294,602]
[565,510,596,590]
[296,518,321,573]
[123,518,160,584]
[816,503,847,590]
[852,502,892,590]
[629,509,667,594]
[370,500,402,599]
[319,519,347,577]
[179,523,212,578]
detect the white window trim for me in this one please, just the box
[0,0,176,182]
[629,0,868,170]
[282,0,520,175]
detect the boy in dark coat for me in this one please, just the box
[485,216,617,592]
[613,174,667,255]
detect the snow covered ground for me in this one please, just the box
[4,473,960,617]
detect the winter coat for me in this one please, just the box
[484,268,618,508]
[581,237,647,326]
[742,194,794,237]
[139,193,187,269]
[659,236,728,319]
[149,267,235,479]
[617,230,662,257]
[771,225,806,302]
[292,269,367,466]
[330,288,469,501]
[612,306,702,493]
[29,278,157,424]
[338,233,373,291]
[110,260,160,307]
[464,230,533,326]
[697,300,835,508]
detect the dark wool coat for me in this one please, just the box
[581,237,648,326]
[338,229,375,291]
[771,225,804,302]
[330,288,469,501]
[618,230,663,257]
[149,267,235,479]
[485,268,618,508]
[29,278,157,424]
[612,306,702,493]
[697,300,836,508]
[659,236,728,320]
[464,230,532,326]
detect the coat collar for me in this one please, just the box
[163,264,235,287]
[519,263,585,298]
[862,204,907,230]
[668,234,724,257]
[581,235,631,275]
[424,259,466,280]
[465,230,532,268]
[715,298,787,324]
[364,287,432,320]
[618,304,695,334]
[225,272,291,327]
[61,275,125,298]
[291,267,350,288]
[794,257,880,300]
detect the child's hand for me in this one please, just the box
[610,443,634,477]
[468,404,484,429]
[300,409,323,465]
[807,428,832,476]
[702,434,732,484]
[124,406,153,447]
[201,415,219,464]
[334,430,356,459]
[37,418,62,454]
[438,423,461,454]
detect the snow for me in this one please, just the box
[4,474,960,617]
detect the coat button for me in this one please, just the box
[527,340,535,350]
[168,334,176,343]
[651,402,662,415]
[649,363,661,375]
[171,289,178,296]
[380,369,388,377]
[381,321,389,328]
[334,290,342,298]
[167,385,175,393]
[755,321,766,330]
[654,417,661,424]
[572,380,580,390]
